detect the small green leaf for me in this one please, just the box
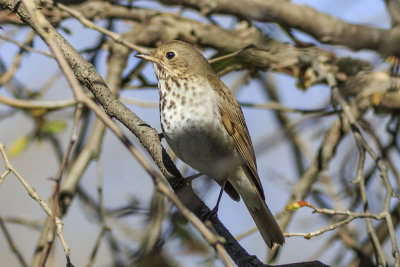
[43,120,67,134]
[8,135,30,157]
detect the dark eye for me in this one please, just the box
[166,51,175,60]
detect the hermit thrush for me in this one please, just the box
[136,40,284,248]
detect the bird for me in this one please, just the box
[136,40,285,248]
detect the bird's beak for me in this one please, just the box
[135,54,158,62]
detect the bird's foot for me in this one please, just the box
[203,205,219,221]
[158,132,164,141]
[185,173,202,185]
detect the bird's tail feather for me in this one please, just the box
[242,195,285,248]
[228,169,285,247]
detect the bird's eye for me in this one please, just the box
[166,51,175,60]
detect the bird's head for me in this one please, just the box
[136,40,213,80]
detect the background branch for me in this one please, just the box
[0,0,398,266]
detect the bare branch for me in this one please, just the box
[0,142,71,258]
[0,217,28,267]
[159,0,400,55]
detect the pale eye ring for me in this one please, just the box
[166,51,175,60]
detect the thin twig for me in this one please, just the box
[86,227,108,267]
[208,45,254,64]
[38,104,83,267]
[285,201,387,240]
[325,68,399,266]
[1,216,42,230]
[47,0,150,54]
[286,216,354,239]
[0,94,78,110]
[120,97,158,108]
[85,158,109,267]
[0,34,53,57]
[0,41,23,86]
[354,140,386,265]
[241,101,336,115]
[0,217,28,267]
[0,142,71,257]
[0,30,36,85]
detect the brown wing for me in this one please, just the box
[207,74,265,199]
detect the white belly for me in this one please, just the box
[159,77,239,181]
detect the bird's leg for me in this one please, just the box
[212,182,225,213]
[158,132,164,141]
[204,179,227,220]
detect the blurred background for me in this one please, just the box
[0,0,399,266]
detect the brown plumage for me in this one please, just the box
[136,40,284,248]
[209,73,284,247]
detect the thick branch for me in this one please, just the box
[159,0,400,56]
